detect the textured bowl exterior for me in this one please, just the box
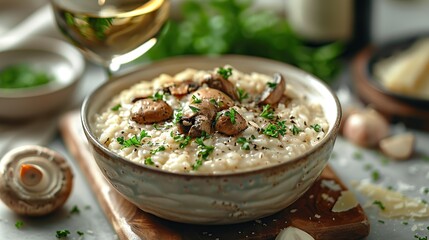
[82,55,341,224]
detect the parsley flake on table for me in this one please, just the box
[260,104,275,120]
[217,67,232,79]
[56,229,71,238]
[15,220,24,229]
[373,200,385,210]
[70,205,80,214]
[116,130,151,148]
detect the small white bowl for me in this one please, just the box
[0,37,84,120]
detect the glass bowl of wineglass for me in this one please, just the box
[50,0,170,77]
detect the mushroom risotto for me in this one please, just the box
[93,66,328,174]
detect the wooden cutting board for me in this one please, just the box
[59,111,370,240]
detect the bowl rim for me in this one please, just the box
[81,55,341,178]
[0,36,85,99]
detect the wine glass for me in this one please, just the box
[49,0,170,78]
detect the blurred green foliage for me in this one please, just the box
[140,0,343,83]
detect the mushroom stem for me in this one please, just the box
[19,164,43,187]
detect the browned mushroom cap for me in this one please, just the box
[259,73,286,106]
[164,80,200,97]
[0,145,73,216]
[202,74,239,101]
[191,88,234,111]
[178,101,217,137]
[215,108,248,136]
[131,98,173,124]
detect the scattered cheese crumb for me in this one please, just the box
[331,191,359,212]
[354,181,429,218]
[275,226,315,240]
[321,180,342,191]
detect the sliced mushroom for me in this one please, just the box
[191,88,234,110]
[164,80,200,97]
[131,98,173,124]
[215,108,248,136]
[259,73,286,105]
[178,101,217,137]
[0,145,73,216]
[202,74,239,101]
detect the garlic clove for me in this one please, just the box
[379,133,415,160]
[276,226,315,240]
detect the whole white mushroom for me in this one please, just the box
[0,145,73,216]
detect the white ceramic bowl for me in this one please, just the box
[0,37,84,120]
[82,55,341,224]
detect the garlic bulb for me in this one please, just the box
[0,145,73,216]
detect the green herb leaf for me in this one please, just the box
[263,121,287,138]
[151,91,164,101]
[56,229,71,238]
[291,125,302,135]
[77,231,84,236]
[171,132,192,148]
[193,136,214,170]
[111,104,121,111]
[373,200,385,210]
[144,157,154,165]
[189,105,200,113]
[173,109,183,124]
[310,124,322,132]
[224,108,237,124]
[0,64,54,89]
[117,130,150,148]
[70,205,80,214]
[150,145,166,155]
[260,104,275,120]
[237,88,249,102]
[191,95,202,104]
[267,82,277,89]
[217,67,232,79]
[15,220,24,229]
[371,170,381,182]
[237,137,251,150]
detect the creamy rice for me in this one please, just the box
[93,66,328,174]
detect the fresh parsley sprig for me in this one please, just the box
[237,88,249,102]
[193,136,214,170]
[263,121,287,138]
[217,67,232,79]
[224,108,237,124]
[237,135,255,150]
[116,130,150,148]
[260,104,275,120]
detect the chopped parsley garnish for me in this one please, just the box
[173,109,183,124]
[151,91,164,101]
[117,130,150,148]
[378,220,385,224]
[373,200,385,210]
[150,145,166,155]
[144,157,154,165]
[77,231,84,236]
[414,235,428,240]
[15,220,24,229]
[56,229,71,238]
[263,121,287,138]
[237,88,249,102]
[402,221,409,225]
[70,205,80,214]
[111,104,121,111]
[353,151,363,160]
[260,104,275,120]
[193,137,214,170]
[171,132,191,148]
[310,124,322,132]
[237,136,255,150]
[423,188,429,195]
[224,108,237,124]
[291,125,302,135]
[217,67,232,79]
[189,105,200,113]
[267,81,277,89]
[191,95,202,104]
[371,170,380,182]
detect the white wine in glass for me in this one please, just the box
[50,0,170,76]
